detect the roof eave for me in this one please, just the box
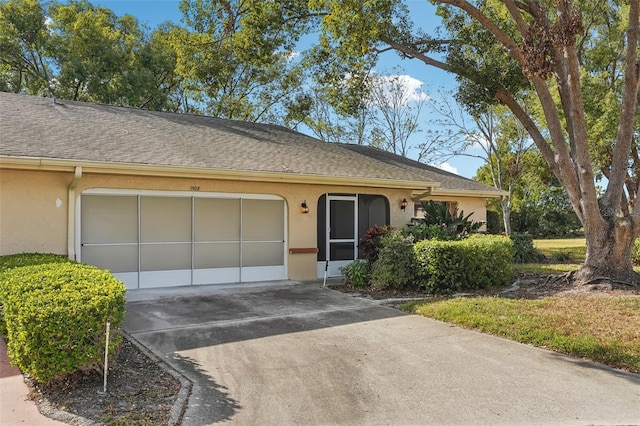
[0,156,442,191]
[425,187,507,198]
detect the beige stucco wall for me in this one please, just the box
[0,169,70,255]
[0,167,490,281]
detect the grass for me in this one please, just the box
[403,296,640,373]
[514,263,580,274]
[533,238,586,263]
[402,237,640,373]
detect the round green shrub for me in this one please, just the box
[1,262,126,384]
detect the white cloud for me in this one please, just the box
[371,74,429,106]
[286,51,301,62]
[436,162,458,174]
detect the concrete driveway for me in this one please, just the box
[124,282,640,426]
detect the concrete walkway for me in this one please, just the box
[124,282,640,426]
[0,337,65,426]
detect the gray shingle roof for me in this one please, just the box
[0,92,501,194]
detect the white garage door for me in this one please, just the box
[79,190,286,289]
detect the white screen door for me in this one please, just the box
[326,195,358,277]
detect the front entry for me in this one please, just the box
[317,194,390,278]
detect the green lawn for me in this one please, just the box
[403,237,640,373]
[533,238,586,263]
[403,296,640,373]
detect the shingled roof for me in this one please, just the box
[0,92,502,196]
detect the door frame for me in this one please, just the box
[324,194,358,277]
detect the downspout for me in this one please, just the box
[67,167,82,260]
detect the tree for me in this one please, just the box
[0,0,184,110]
[169,0,315,123]
[299,0,639,287]
[0,0,53,94]
[427,95,532,234]
[368,71,426,156]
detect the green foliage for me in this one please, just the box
[0,252,72,272]
[370,232,419,290]
[0,253,73,335]
[339,259,370,287]
[0,261,125,384]
[359,225,395,264]
[510,233,545,263]
[402,223,453,241]
[416,201,483,240]
[414,235,514,294]
[485,210,502,234]
[0,0,183,110]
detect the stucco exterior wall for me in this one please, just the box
[0,168,417,281]
[0,169,69,255]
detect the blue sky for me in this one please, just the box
[92,0,486,179]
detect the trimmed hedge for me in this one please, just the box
[415,235,514,294]
[0,252,72,272]
[0,260,125,383]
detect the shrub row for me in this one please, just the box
[415,235,514,294]
[343,233,515,294]
[0,254,126,384]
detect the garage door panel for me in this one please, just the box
[194,198,240,241]
[81,195,137,244]
[141,197,191,243]
[140,243,191,271]
[241,266,286,282]
[243,242,285,267]
[81,244,138,273]
[242,199,284,241]
[194,243,240,268]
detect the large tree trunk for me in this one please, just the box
[574,217,640,288]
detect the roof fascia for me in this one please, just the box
[421,187,507,198]
[0,156,442,191]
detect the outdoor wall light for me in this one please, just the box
[301,200,309,214]
[400,198,408,211]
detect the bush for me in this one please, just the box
[415,235,514,294]
[340,259,370,287]
[359,225,395,264]
[0,252,72,272]
[0,253,74,335]
[370,233,419,289]
[417,200,483,239]
[402,223,453,242]
[1,262,126,383]
[510,233,545,263]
